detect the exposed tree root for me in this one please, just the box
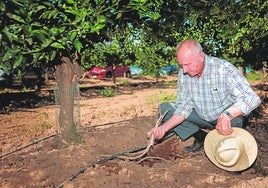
[137,156,173,164]
[117,109,169,161]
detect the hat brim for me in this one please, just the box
[204,128,258,171]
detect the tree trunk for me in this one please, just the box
[263,61,267,78]
[54,51,82,144]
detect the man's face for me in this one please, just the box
[176,50,205,77]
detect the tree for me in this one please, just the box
[0,0,163,143]
[171,0,268,68]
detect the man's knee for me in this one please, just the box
[158,102,173,111]
[231,116,244,128]
[157,102,175,123]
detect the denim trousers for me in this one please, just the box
[158,102,244,141]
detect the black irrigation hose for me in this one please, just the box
[0,133,59,158]
[0,119,133,158]
[56,145,147,188]
[81,118,132,129]
[56,132,175,188]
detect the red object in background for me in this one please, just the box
[87,66,131,79]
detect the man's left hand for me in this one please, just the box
[216,113,233,135]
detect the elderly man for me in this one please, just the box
[148,39,261,153]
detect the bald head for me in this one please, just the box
[175,39,205,77]
[176,39,203,55]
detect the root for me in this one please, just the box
[137,156,173,164]
[117,109,169,161]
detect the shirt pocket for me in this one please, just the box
[210,87,226,105]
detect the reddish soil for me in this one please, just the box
[0,77,267,188]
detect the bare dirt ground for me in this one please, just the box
[0,77,268,188]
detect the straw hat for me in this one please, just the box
[204,128,258,171]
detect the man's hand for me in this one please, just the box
[147,126,166,140]
[216,113,233,135]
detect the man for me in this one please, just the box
[147,39,261,153]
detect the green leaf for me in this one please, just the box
[50,27,60,36]
[73,39,83,52]
[0,1,6,12]
[69,31,78,41]
[29,30,48,41]
[91,24,105,33]
[49,51,57,62]
[151,12,160,20]
[2,27,18,42]
[116,12,122,19]
[66,0,75,4]
[31,21,42,27]
[7,49,20,54]
[6,13,25,24]
[2,52,13,62]
[36,5,47,11]
[51,42,65,49]
[48,10,59,19]
[13,55,24,69]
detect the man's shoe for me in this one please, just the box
[183,139,204,153]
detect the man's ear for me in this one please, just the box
[199,52,205,61]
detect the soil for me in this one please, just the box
[0,77,268,188]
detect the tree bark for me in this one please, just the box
[54,51,82,144]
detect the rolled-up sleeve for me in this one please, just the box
[227,70,261,115]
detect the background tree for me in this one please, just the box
[0,0,162,144]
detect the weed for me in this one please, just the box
[37,112,53,130]
[100,87,116,97]
[117,78,131,85]
[29,112,53,135]
[246,73,261,81]
[163,80,177,87]
[148,91,176,105]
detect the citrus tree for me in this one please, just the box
[0,0,161,143]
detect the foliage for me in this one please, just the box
[176,0,268,66]
[100,87,116,97]
[0,0,156,80]
[246,73,261,81]
[163,80,177,87]
[0,0,267,80]
[148,90,176,105]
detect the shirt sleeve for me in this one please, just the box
[226,65,261,115]
[174,69,194,118]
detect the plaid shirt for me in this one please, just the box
[174,55,261,121]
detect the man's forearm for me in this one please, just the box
[161,114,185,132]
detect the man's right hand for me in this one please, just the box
[147,126,166,140]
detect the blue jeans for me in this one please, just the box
[158,102,244,141]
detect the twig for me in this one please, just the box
[117,109,169,161]
[137,156,173,164]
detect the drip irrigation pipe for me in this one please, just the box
[0,133,59,158]
[56,145,147,188]
[81,118,133,129]
[56,132,175,188]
